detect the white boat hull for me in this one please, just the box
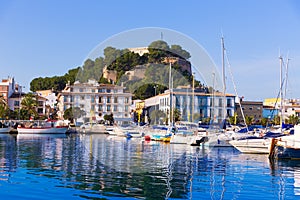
[229,138,270,154]
[0,127,13,133]
[17,127,68,134]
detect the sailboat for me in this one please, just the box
[231,56,289,154]
[204,37,251,147]
[145,63,175,142]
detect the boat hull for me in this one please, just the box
[273,145,300,159]
[0,127,13,133]
[17,127,68,134]
[229,138,270,154]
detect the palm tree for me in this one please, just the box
[21,93,38,120]
[287,114,299,125]
[245,115,254,126]
[0,95,8,119]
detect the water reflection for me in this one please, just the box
[0,133,300,199]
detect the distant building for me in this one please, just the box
[236,100,263,124]
[9,92,47,118]
[59,79,133,124]
[36,90,57,108]
[128,47,149,56]
[144,85,235,124]
[0,77,15,104]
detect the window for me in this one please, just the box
[14,101,19,106]
[81,96,85,100]
[107,89,111,93]
[125,97,129,104]
[92,89,95,93]
[38,101,43,107]
[107,97,111,103]
[79,88,84,92]
[37,108,43,114]
[219,99,223,107]
[98,105,102,111]
[99,97,102,103]
[114,105,118,111]
[125,105,128,112]
[91,96,95,103]
[91,105,95,111]
[114,97,118,103]
[227,99,231,107]
[107,105,111,111]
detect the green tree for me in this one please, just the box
[245,116,254,126]
[134,83,167,100]
[148,40,170,63]
[21,93,38,120]
[192,113,201,123]
[150,109,166,125]
[63,107,86,123]
[173,108,181,122]
[170,44,191,59]
[260,117,269,127]
[104,113,114,125]
[287,114,299,125]
[273,115,280,125]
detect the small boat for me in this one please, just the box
[269,124,300,159]
[0,121,13,133]
[79,122,107,133]
[17,120,68,134]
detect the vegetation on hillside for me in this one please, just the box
[30,40,206,99]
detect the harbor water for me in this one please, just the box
[0,133,299,200]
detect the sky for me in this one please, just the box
[1,0,300,101]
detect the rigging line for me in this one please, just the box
[269,68,287,122]
[223,48,248,131]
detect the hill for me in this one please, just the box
[30,40,206,99]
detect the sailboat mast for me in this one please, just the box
[221,37,226,123]
[168,62,172,125]
[279,56,283,132]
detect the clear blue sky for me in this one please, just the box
[1,0,300,101]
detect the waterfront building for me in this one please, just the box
[59,79,133,124]
[9,91,48,118]
[235,100,263,124]
[36,90,57,109]
[0,77,15,104]
[144,85,235,124]
[263,98,300,121]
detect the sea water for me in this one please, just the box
[0,133,299,200]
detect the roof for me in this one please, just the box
[9,92,26,98]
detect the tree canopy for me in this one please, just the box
[30,40,205,100]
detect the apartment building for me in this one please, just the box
[59,79,132,124]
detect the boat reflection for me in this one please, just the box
[2,133,300,199]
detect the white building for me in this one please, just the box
[0,77,15,105]
[36,90,57,108]
[59,79,133,124]
[145,86,235,123]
